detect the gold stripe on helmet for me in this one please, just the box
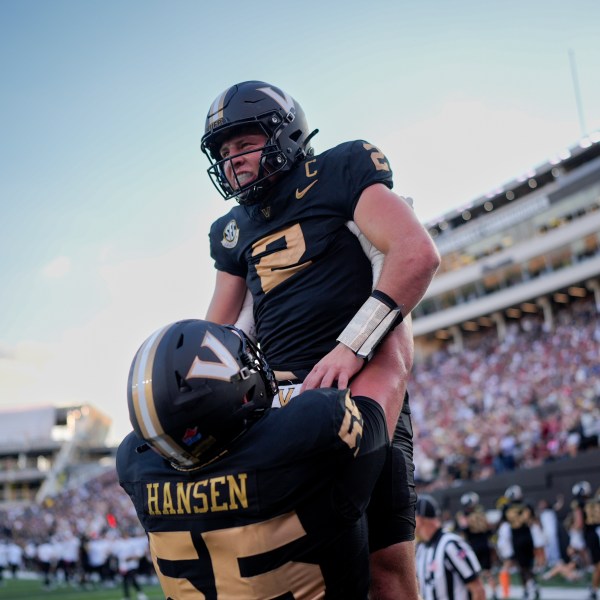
[131,324,167,440]
[208,87,231,129]
[131,324,195,466]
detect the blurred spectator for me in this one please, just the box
[0,539,7,586]
[115,532,148,600]
[538,497,562,567]
[36,539,55,589]
[411,297,600,490]
[7,540,22,578]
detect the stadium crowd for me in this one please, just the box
[0,469,152,597]
[410,297,600,488]
[0,297,598,595]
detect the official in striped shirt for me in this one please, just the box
[415,495,486,600]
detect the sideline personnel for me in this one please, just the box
[118,318,411,599]
[416,494,485,600]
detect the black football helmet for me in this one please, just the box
[127,320,278,469]
[572,481,592,499]
[200,80,318,204]
[460,491,480,510]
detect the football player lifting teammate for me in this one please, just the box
[118,318,412,599]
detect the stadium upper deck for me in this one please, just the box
[413,131,600,350]
[0,404,114,506]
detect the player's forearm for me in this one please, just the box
[375,239,440,315]
[205,271,247,324]
[369,540,419,600]
[350,319,412,436]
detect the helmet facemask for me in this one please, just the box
[201,81,318,205]
[203,112,299,204]
[224,324,279,419]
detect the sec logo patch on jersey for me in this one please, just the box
[222,219,239,248]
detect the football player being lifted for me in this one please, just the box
[201,80,440,599]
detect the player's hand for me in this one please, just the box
[300,343,364,392]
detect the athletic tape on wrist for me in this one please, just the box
[336,290,404,360]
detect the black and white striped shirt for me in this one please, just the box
[416,527,482,600]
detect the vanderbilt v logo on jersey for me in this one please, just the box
[272,383,302,408]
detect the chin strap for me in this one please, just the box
[336,290,404,361]
[299,128,319,159]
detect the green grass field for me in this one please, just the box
[0,573,589,600]
[0,578,164,600]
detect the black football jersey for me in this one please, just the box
[117,391,388,599]
[458,507,493,554]
[502,500,535,551]
[209,140,394,372]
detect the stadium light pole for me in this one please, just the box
[568,48,587,138]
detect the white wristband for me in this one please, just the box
[336,291,404,360]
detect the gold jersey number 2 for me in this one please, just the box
[148,511,325,599]
[362,143,390,172]
[251,223,312,294]
[251,144,387,295]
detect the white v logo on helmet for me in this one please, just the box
[257,86,295,114]
[187,331,240,382]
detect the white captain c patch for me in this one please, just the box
[273,383,302,408]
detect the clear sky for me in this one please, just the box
[1,0,599,445]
